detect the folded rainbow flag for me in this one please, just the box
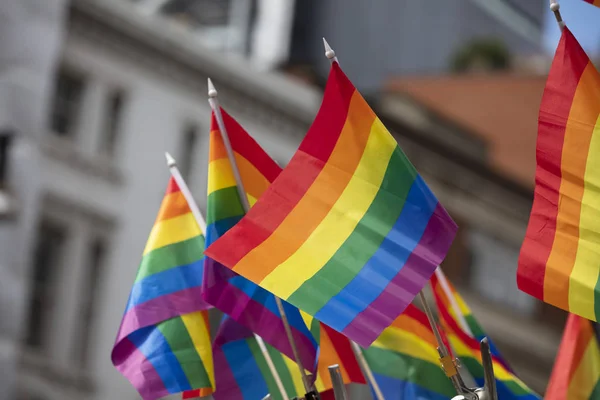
[202,108,318,373]
[112,176,213,399]
[361,303,455,399]
[517,27,600,322]
[205,61,458,347]
[431,275,540,399]
[546,314,600,399]
[200,316,364,400]
[432,270,512,373]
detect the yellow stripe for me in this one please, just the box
[447,334,515,382]
[568,337,600,398]
[260,119,397,297]
[143,213,202,255]
[313,374,326,392]
[569,114,600,319]
[181,311,215,389]
[208,158,237,195]
[207,155,271,197]
[372,327,440,363]
[282,356,305,397]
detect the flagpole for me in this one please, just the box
[434,268,473,335]
[205,81,313,394]
[322,39,477,398]
[349,341,385,400]
[165,152,288,400]
[549,1,565,31]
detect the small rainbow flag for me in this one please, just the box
[517,27,600,322]
[198,316,364,400]
[112,176,213,399]
[431,276,540,399]
[361,304,456,399]
[205,61,458,347]
[202,108,318,373]
[546,314,600,399]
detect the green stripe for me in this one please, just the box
[460,357,529,396]
[590,379,600,399]
[247,339,297,400]
[207,186,245,226]
[362,345,455,397]
[309,319,321,345]
[464,315,486,338]
[135,235,205,282]
[157,317,211,389]
[288,148,417,313]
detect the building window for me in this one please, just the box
[178,123,198,180]
[100,90,125,157]
[49,68,86,138]
[25,219,68,351]
[73,237,107,367]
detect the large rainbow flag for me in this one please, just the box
[431,275,540,399]
[205,61,458,347]
[202,109,318,372]
[112,176,214,399]
[193,316,365,400]
[517,27,600,322]
[362,304,456,399]
[546,314,600,399]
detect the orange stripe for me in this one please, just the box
[317,326,336,389]
[569,317,594,381]
[388,315,437,347]
[155,190,192,223]
[545,63,600,309]
[209,130,229,162]
[232,92,376,281]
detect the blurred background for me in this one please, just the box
[1,0,600,399]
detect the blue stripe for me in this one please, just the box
[228,275,318,348]
[206,216,241,246]
[314,176,437,331]
[473,377,541,400]
[372,373,450,400]
[128,325,191,394]
[222,339,269,399]
[126,258,204,311]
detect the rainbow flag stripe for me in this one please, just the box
[202,109,318,373]
[112,177,213,399]
[362,304,456,399]
[432,279,539,399]
[583,0,600,8]
[517,28,600,321]
[432,271,512,373]
[205,62,458,347]
[546,314,600,399]
[205,316,364,400]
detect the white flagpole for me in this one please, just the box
[434,268,473,336]
[550,0,565,31]
[205,80,313,394]
[165,152,288,400]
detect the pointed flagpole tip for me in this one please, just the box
[207,78,218,98]
[322,37,336,60]
[165,152,176,167]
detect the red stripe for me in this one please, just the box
[517,28,589,300]
[322,324,366,384]
[205,63,354,267]
[402,303,431,329]
[214,109,281,183]
[166,176,181,194]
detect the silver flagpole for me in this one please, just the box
[328,365,348,400]
[206,79,313,394]
[165,153,287,400]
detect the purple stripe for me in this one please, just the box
[203,258,318,371]
[342,204,457,346]
[112,337,170,400]
[115,286,211,343]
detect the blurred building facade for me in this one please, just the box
[0,0,559,400]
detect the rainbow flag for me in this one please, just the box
[546,314,600,399]
[432,270,512,373]
[431,276,540,399]
[112,176,214,399]
[517,27,600,322]
[202,109,318,373]
[200,316,364,400]
[361,304,456,399]
[204,61,458,347]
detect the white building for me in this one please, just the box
[0,1,559,399]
